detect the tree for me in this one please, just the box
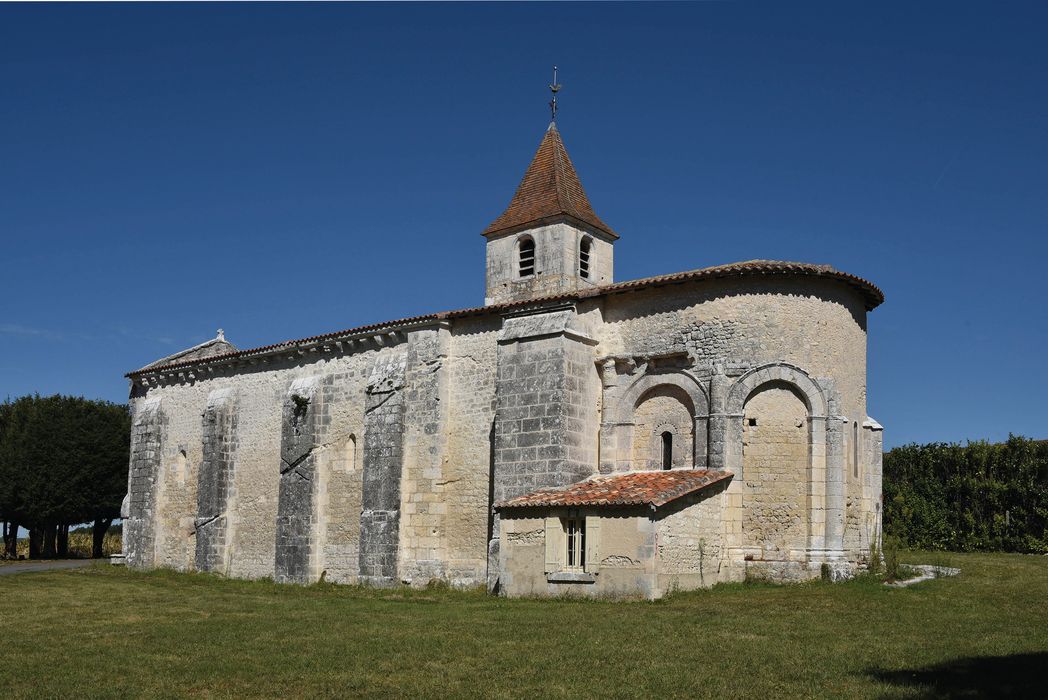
[0,395,130,558]
[0,400,18,557]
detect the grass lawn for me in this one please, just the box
[1,552,1045,698]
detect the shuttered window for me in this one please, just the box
[518,238,535,277]
[564,517,586,571]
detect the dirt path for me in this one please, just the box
[0,559,94,576]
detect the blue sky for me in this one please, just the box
[1,2,1045,448]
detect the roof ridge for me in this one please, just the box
[551,129,570,215]
[135,334,239,373]
[127,260,884,378]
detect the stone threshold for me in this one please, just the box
[547,571,597,584]
[885,564,960,588]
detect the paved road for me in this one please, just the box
[0,559,94,576]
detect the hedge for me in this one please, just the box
[883,435,1048,553]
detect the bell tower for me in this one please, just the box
[482,120,618,306]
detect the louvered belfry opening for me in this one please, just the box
[518,238,535,277]
[579,237,591,278]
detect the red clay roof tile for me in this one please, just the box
[482,123,616,239]
[494,469,733,510]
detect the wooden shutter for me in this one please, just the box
[544,516,560,573]
[585,515,601,574]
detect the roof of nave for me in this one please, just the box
[494,469,734,510]
[126,259,884,379]
[482,122,617,240]
[132,330,238,374]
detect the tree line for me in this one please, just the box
[0,395,130,559]
[883,435,1048,553]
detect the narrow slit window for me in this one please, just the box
[565,517,586,570]
[518,238,535,277]
[661,431,673,470]
[345,435,357,474]
[579,237,591,279]
[175,449,188,484]
[853,421,860,478]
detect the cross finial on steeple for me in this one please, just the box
[549,65,561,122]
[216,328,225,342]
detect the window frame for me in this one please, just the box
[660,431,673,471]
[545,511,600,579]
[563,515,586,572]
[517,236,536,278]
[579,236,592,279]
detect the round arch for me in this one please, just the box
[600,370,711,472]
[718,361,846,565]
[725,362,827,417]
[608,370,710,425]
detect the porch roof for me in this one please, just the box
[494,469,733,510]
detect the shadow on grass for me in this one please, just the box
[869,652,1045,698]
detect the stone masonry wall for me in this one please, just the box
[490,308,600,588]
[126,269,876,589]
[399,326,451,585]
[358,352,408,586]
[485,222,614,305]
[631,386,695,470]
[195,388,238,573]
[492,318,598,505]
[274,377,321,584]
[315,363,368,583]
[655,490,725,592]
[597,276,870,569]
[151,383,204,572]
[443,316,500,587]
[597,277,867,425]
[741,387,810,561]
[129,342,382,581]
[124,396,164,568]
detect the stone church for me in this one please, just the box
[122,120,885,598]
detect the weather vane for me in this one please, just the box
[549,65,561,122]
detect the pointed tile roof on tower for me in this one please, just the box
[482,122,617,239]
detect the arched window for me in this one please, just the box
[579,237,592,279]
[853,421,860,478]
[518,238,535,277]
[661,431,673,470]
[344,435,357,474]
[175,449,188,484]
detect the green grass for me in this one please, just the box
[1,552,1045,698]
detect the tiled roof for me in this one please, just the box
[134,334,239,373]
[482,122,617,239]
[494,469,734,510]
[126,259,883,378]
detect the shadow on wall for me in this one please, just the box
[867,652,1046,699]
